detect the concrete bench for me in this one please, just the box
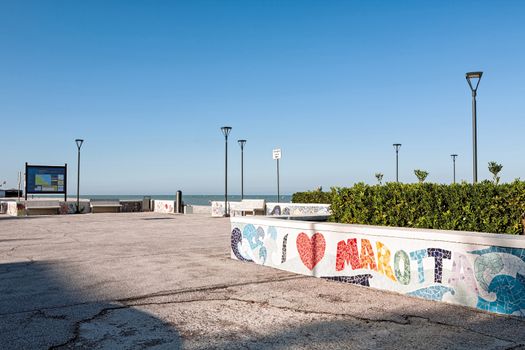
[236,199,266,216]
[25,201,61,215]
[90,199,122,214]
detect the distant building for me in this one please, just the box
[0,189,22,198]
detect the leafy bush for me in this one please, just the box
[329,181,525,234]
[292,188,332,204]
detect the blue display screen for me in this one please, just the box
[26,166,66,193]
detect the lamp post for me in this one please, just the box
[451,154,458,184]
[75,139,84,213]
[466,71,483,183]
[221,126,232,217]
[238,139,246,200]
[393,143,401,182]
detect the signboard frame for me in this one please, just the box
[24,162,67,201]
[272,148,282,160]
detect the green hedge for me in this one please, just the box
[291,189,332,204]
[294,181,525,234]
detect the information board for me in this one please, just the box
[25,163,67,200]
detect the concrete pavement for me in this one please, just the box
[0,212,523,349]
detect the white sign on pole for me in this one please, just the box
[272,148,281,160]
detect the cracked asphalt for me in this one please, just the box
[0,212,524,350]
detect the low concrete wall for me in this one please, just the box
[211,201,330,217]
[230,216,525,317]
[1,199,143,216]
[153,200,176,214]
[120,200,142,213]
[59,201,91,214]
[184,205,211,214]
[266,203,330,216]
[0,202,7,214]
[6,201,24,216]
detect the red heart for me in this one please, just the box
[296,232,326,270]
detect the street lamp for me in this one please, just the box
[451,154,458,184]
[221,126,232,217]
[466,71,483,183]
[393,143,401,182]
[238,139,246,200]
[75,139,84,213]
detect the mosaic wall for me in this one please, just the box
[153,200,175,214]
[6,202,24,216]
[211,201,330,217]
[120,201,142,213]
[230,218,525,317]
[0,202,7,214]
[59,202,91,214]
[2,200,141,215]
[265,203,330,216]
[211,201,241,217]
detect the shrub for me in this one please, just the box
[292,188,332,204]
[329,181,525,234]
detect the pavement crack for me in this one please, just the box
[47,304,127,350]
[123,296,413,326]
[118,275,306,303]
[123,296,521,346]
[401,314,520,344]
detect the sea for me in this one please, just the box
[26,194,292,206]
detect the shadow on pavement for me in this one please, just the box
[0,261,182,349]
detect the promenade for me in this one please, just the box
[0,213,523,349]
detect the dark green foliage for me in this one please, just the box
[375,173,384,185]
[414,169,429,183]
[291,188,332,204]
[294,181,525,234]
[328,181,525,234]
[488,161,503,184]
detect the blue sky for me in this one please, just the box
[1,1,524,194]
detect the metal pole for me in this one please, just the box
[466,71,482,184]
[76,147,81,213]
[225,135,228,216]
[240,146,244,200]
[393,144,401,183]
[220,127,231,217]
[453,157,456,184]
[396,150,399,182]
[451,154,458,184]
[17,171,21,201]
[25,162,28,201]
[472,90,478,184]
[277,158,280,203]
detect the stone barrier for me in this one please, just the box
[230,216,525,317]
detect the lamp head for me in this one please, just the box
[451,154,458,158]
[75,139,84,149]
[220,126,232,138]
[393,143,401,150]
[466,71,483,92]
[238,139,247,148]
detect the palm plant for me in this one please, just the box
[414,169,429,183]
[375,173,384,185]
[488,161,503,184]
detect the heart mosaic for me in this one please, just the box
[296,232,326,270]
